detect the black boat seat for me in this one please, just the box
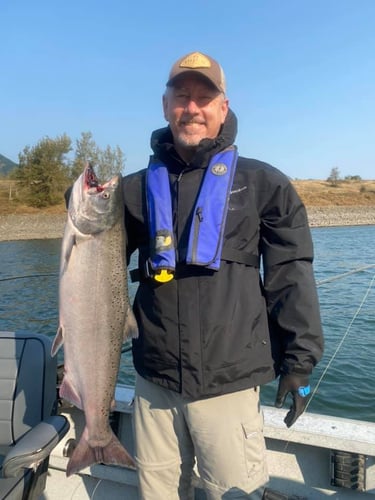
[0,331,69,500]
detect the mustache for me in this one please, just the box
[178,118,205,125]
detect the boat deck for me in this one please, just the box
[38,384,375,499]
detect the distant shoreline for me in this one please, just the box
[1,206,375,242]
[0,214,66,242]
[305,206,375,229]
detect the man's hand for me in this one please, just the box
[275,374,311,428]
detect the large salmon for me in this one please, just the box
[52,164,138,477]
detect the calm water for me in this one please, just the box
[0,226,374,422]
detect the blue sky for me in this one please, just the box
[1,0,374,179]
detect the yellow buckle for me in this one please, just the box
[154,269,174,283]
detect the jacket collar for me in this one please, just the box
[150,109,238,172]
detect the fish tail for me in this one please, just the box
[66,428,135,477]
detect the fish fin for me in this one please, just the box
[124,306,138,340]
[59,377,83,410]
[66,429,135,477]
[61,232,76,275]
[51,326,64,356]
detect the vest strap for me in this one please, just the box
[146,160,175,274]
[186,147,238,270]
[130,249,259,283]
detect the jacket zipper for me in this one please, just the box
[174,169,187,262]
[192,206,203,262]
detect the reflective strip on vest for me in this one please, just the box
[146,147,238,274]
[186,147,238,270]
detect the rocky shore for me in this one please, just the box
[0,214,66,242]
[0,206,374,242]
[306,206,375,228]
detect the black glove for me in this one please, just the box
[275,374,310,428]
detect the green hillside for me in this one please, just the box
[0,154,18,176]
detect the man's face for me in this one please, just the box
[163,74,229,160]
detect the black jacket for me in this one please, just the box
[123,110,324,399]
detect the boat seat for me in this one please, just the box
[0,331,69,500]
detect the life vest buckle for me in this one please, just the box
[142,260,174,283]
[153,269,174,283]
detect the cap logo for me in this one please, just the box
[211,163,227,176]
[179,52,211,69]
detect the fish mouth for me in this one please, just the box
[84,163,104,193]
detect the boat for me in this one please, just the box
[46,383,375,499]
[2,329,374,499]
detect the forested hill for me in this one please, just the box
[0,154,18,176]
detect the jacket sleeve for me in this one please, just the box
[122,170,148,265]
[260,178,324,376]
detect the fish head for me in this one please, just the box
[68,163,123,234]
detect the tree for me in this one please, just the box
[71,132,125,182]
[98,144,126,181]
[344,175,362,182]
[15,135,72,207]
[327,167,340,187]
[13,132,126,208]
[70,132,100,180]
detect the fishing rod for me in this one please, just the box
[309,270,375,407]
[2,265,374,356]
[2,263,374,284]
[0,273,59,281]
[281,267,375,451]
[0,272,134,354]
[316,263,375,287]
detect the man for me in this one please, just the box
[123,51,324,499]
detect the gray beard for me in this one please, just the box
[174,134,201,150]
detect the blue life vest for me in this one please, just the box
[146,147,238,282]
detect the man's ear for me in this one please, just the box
[162,93,169,121]
[221,97,229,124]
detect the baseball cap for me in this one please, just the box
[166,51,226,94]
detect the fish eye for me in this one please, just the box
[102,192,110,199]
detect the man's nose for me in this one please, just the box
[184,98,200,114]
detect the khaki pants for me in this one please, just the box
[133,376,268,499]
